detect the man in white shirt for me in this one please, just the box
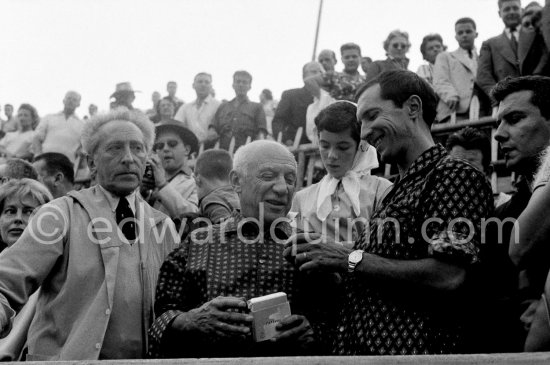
[174,73,221,144]
[33,91,84,163]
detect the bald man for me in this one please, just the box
[33,91,84,163]
[149,140,329,358]
[272,62,317,145]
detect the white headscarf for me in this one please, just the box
[316,141,379,221]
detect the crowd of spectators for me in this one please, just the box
[1,0,550,360]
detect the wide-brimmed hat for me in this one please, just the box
[155,122,199,155]
[110,82,140,98]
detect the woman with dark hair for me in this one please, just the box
[150,97,178,124]
[417,33,446,84]
[0,104,39,161]
[290,101,392,245]
[366,30,411,82]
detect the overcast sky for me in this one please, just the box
[1,0,507,116]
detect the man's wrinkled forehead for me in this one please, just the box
[250,152,297,174]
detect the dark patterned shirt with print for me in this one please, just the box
[148,211,336,358]
[322,72,366,102]
[333,144,494,355]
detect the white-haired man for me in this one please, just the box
[148,140,331,358]
[33,91,84,164]
[0,108,179,360]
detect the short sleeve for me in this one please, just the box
[422,158,494,265]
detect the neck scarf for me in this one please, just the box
[316,143,379,220]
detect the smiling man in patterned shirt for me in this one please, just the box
[148,140,330,358]
[286,70,494,355]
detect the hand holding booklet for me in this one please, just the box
[247,292,291,342]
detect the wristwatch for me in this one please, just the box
[348,250,364,273]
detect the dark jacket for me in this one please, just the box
[271,87,313,145]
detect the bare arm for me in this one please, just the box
[510,184,550,269]
[288,237,466,294]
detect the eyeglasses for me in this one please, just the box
[522,21,533,28]
[153,140,179,150]
[391,43,409,50]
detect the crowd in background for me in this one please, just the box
[0,0,550,360]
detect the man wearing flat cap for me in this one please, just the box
[143,122,199,220]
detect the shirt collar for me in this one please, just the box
[198,184,233,204]
[505,26,520,38]
[168,166,193,181]
[193,95,213,106]
[398,144,447,183]
[231,96,250,105]
[98,184,137,214]
[222,210,293,240]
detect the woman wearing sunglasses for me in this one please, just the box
[141,122,200,221]
[366,30,411,82]
[290,101,392,247]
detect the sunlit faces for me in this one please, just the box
[234,149,296,225]
[152,91,161,104]
[303,62,323,79]
[498,0,521,28]
[155,131,189,174]
[17,108,33,130]
[193,74,212,99]
[167,82,177,96]
[449,145,484,172]
[341,48,361,73]
[424,40,444,64]
[4,105,13,118]
[158,99,175,118]
[387,36,410,60]
[89,121,147,197]
[455,22,477,51]
[0,195,41,246]
[318,130,358,179]
[318,50,337,72]
[232,75,252,97]
[33,159,55,194]
[495,90,550,171]
[63,92,81,113]
[357,84,413,164]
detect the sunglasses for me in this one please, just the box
[522,21,534,28]
[153,140,179,151]
[391,43,409,50]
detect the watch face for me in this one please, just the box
[350,250,363,263]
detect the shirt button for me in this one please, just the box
[95,343,101,350]
[105,309,111,315]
